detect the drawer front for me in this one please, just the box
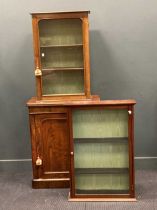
[28,106,68,114]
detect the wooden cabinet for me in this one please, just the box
[28,10,99,189]
[28,10,136,199]
[28,105,70,188]
[31,11,91,101]
[68,100,136,201]
[27,98,136,200]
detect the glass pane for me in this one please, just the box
[42,70,84,95]
[75,174,129,194]
[38,18,84,96]
[40,47,83,69]
[72,109,129,195]
[73,109,128,138]
[39,19,82,46]
[74,142,129,168]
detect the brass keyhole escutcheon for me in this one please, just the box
[35,67,42,76]
[36,156,42,166]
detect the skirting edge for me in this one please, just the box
[68,193,137,202]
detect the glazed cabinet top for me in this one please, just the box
[31,11,91,100]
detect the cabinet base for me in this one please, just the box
[68,193,136,202]
[32,179,70,189]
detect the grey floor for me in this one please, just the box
[0,170,157,210]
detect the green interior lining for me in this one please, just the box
[73,109,129,193]
[39,19,83,46]
[73,109,128,138]
[75,173,129,191]
[40,47,83,68]
[38,18,84,96]
[42,70,84,95]
[74,142,129,168]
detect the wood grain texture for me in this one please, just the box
[35,113,70,178]
[27,98,135,106]
[128,105,135,197]
[82,17,91,98]
[31,11,90,15]
[27,100,136,196]
[28,106,70,188]
[32,179,69,189]
[68,194,136,201]
[28,114,38,178]
[31,11,90,19]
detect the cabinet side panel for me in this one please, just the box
[28,114,38,179]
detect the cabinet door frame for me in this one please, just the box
[69,105,135,200]
[31,112,70,182]
[31,11,91,100]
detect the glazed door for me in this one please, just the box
[34,113,70,180]
[70,106,134,199]
[31,11,91,100]
[38,18,85,96]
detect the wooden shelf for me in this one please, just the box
[42,67,84,71]
[74,137,128,143]
[75,168,129,174]
[40,44,83,48]
[42,67,84,76]
[76,189,129,195]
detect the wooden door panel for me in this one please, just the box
[35,113,70,179]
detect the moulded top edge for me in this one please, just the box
[26,97,136,107]
[30,11,90,15]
